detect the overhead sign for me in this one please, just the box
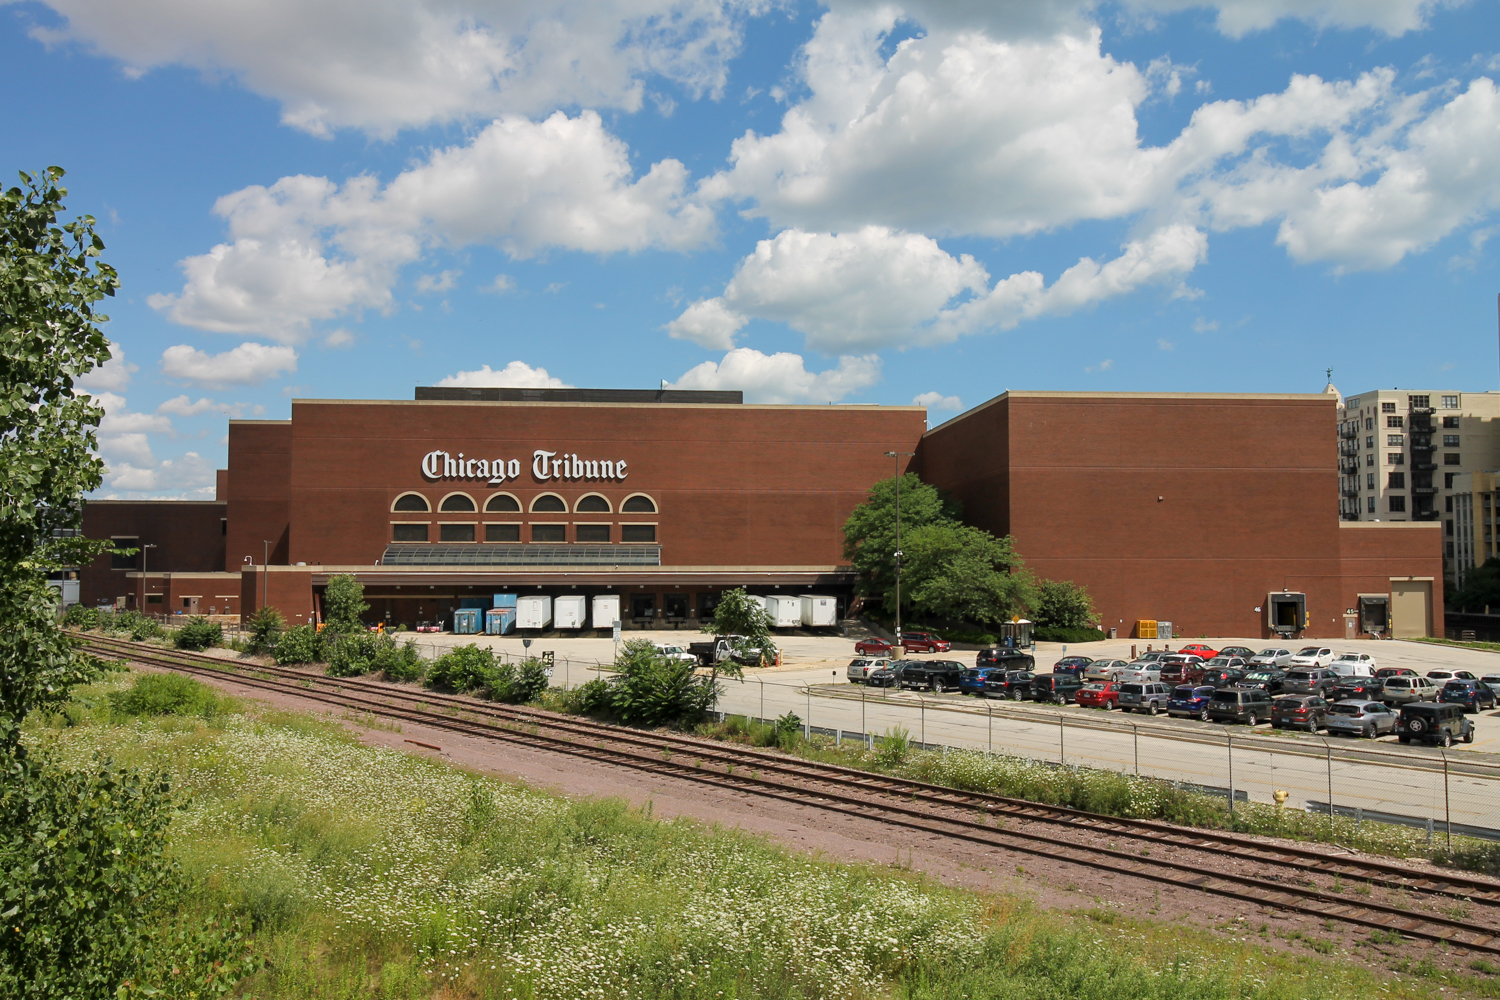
[422,449,628,485]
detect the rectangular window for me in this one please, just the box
[621,524,657,543]
[1447,520,1455,535]
[1442,395,1459,409]
[1365,418,1374,430]
[110,537,138,570]
[1444,435,1460,446]
[1389,496,1407,513]
[1445,472,1456,488]
[146,594,163,605]
[1388,472,1405,488]
[485,523,520,542]
[1387,434,1404,446]
[1446,495,1454,512]
[1365,436,1374,448]
[1367,473,1376,490]
[1386,415,1404,428]
[1366,453,1375,467]
[1367,496,1376,513]
[392,523,428,542]
[575,524,611,543]
[1447,542,1456,556]
[438,523,475,542]
[531,523,566,543]
[1445,453,1462,465]
[1347,397,1361,409]
[1382,402,1396,413]
[1409,394,1429,409]
[1387,453,1404,465]
[1443,415,1460,428]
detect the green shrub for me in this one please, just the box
[98,609,164,641]
[426,644,495,692]
[564,677,614,715]
[773,711,803,750]
[272,624,322,665]
[878,725,912,766]
[374,638,425,682]
[1033,625,1108,643]
[173,616,222,651]
[611,642,715,726]
[245,606,284,655]
[941,629,998,645]
[108,672,233,719]
[61,603,100,629]
[324,630,381,677]
[322,574,368,633]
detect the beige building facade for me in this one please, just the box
[1451,471,1500,591]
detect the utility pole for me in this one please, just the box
[139,543,156,616]
[262,539,271,613]
[884,450,916,647]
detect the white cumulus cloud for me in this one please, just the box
[1121,0,1456,37]
[913,391,963,411]
[99,450,216,499]
[436,361,570,388]
[156,395,259,418]
[669,348,881,403]
[151,112,713,340]
[75,340,138,392]
[160,342,299,387]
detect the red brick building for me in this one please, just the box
[80,387,1442,639]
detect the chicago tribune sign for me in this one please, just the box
[422,449,627,485]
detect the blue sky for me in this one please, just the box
[3,0,1499,497]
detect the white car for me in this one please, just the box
[1249,647,1294,667]
[1329,652,1376,677]
[1284,646,1335,669]
[846,656,891,682]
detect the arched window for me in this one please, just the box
[530,493,567,513]
[621,493,657,513]
[575,493,611,513]
[484,493,521,512]
[439,492,476,512]
[392,492,430,512]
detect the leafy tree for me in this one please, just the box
[321,573,368,633]
[842,473,962,616]
[609,639,716,726]
[703,587,775,675]
[426,644,495,692]
[1450,559,1500,612]
[1032,579,1099,631]
[900,523,1037,626]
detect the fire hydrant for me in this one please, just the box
[1273,789,1289,810]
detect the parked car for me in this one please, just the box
[1329,652,1377,677]
[1249,647,1295,668]
[899,659,965,692]
[976,648,1035,671]
[1398,702,1474,747]
[1427,669,1478,683]
[1132,650,1171,664]
[1380,675,1439,705]
[1236,669,1287,695]
[1271,695,1329,732]
[1206,688,1274,726]
[1052,655,1094,677]
[1075,681,1120,710]
[846,656,891,682]
[1032,673,1085,704]
[1282,668,1338,697]
[1331,678,1386,703]
[1158,654,1207,686]
[854,637,895,656]
[1167,684,1216,721]
[1200,666,1247,688]
[1117,660,1163,681]
[1218,645,1257,659]
[1118,681,1173,715]
[1084,658,1131,682]
[984,669,1035,700]
[958,667,1001,695]
[866,659,914,687]
[899,631,952,653]
[1325,700,1399,739]
[1178,643,1219,661]
[1482,674,1500,696]
[1375,667,1416,678]
[1285,646,1335,669]
[1439,679,1498,713]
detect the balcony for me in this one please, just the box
[1410,440,1436,453]
[1412,510,1440,521]
[1339,423,1358,439]
[1413,486,1439,496]
[1341,488,1359,499]
[1413,461,1437,471]
[1338,441,1359,457]
[1339,460,1359,475]
[1412,406,1436,416]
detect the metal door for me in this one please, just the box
[1389,580,1432,638]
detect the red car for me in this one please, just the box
[854,637,895,655]
[898,631,952,653]
[1178,643,1219,661]
[1075,681,1120,710]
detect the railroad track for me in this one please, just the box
[81,633,1500,955]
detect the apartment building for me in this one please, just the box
[1337,389,1500,582]
[1450,471,1500,591]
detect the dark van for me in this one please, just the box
[1206,688,1273,726]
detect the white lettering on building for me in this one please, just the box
[423,449,627,484]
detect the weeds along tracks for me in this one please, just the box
[83,634,1500,954]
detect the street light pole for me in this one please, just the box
[883,450,916,647]
[262,539,271,613]
[139,543,157,617]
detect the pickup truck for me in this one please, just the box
[687,635,767,667]
[652,643,699,666]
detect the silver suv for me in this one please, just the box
[1380,674,1439,706]
[1119,681,1172,715]
[1282,668,1338,696]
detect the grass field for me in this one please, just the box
[22,671,1500,999]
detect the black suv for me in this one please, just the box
[984,669,1035,700]
[977,648,1036,671]
[898,659,965,693]
[1031,673,1084,704]
[1398,702,1475,747]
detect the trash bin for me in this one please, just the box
[1108,627,1117,639]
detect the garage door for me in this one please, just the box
[1389,580,1432,639]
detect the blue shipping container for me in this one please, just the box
[453,608,482,634]
[493,593,518,609]
[458,597,489,611]
[485,608,516,635]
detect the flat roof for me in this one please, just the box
[416,386,743,404]
[924,390,1337,439]
[289,398,921,411]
